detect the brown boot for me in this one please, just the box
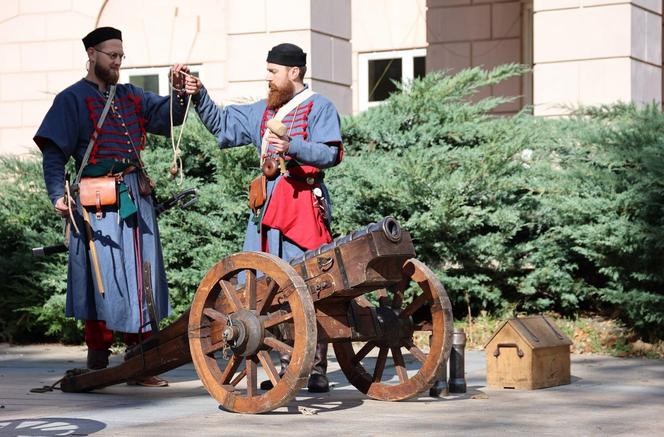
[86,348,110,370]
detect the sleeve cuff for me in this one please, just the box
[192,87,208,107]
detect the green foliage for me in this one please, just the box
[3,65,664,342]
[332,65,664,338]
[21,293,83,344]
[0,154,69,342]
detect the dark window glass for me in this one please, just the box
[129,74,159,94]
[414,56,426,79]
[368,58,402,102]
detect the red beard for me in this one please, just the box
[267,81,294,109]
[94,62,119,86]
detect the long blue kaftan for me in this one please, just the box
[34,79,186,333]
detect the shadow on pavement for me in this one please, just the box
[0,417,106,436]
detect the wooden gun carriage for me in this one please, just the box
[61,217,454,414]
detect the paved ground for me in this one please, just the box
[0,343,663,436]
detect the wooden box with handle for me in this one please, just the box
[484,315,573,390]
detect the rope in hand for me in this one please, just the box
[168,69,194,186]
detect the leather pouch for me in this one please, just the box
[79,176,117,218]
[137,168,155,197]
[248,174,267,214]
[262,158,279,179]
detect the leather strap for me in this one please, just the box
[260,88,315,165]
[74,85,117,187]
[95,192,102,219]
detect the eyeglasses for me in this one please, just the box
[94,48,125,61]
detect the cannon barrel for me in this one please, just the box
[289,216,403,266]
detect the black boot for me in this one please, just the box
[87,348,110,370]
[307,343,329,393]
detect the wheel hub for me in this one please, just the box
[224,309,263,357]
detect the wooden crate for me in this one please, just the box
[484,315,572,390]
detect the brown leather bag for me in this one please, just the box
[248,174,266,214]
[79,176,117,218]
[137,168,155,197]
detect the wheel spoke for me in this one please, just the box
[257,278,280,315]
[354,295,372,308]
[219,354,242,384]
[262,310,293,328]
[203,307,228,324]
[354,341,377,364]
[414,321,434,331]
[404,339,428,364]
[219,279,243,312]
[391,347,409,383]
[400,292,430,319]
[263,336,293,356]
[246,356,258,397]
[373,347,388,382]
[245,269,257,310]
[257,350,280,388]
[230,367,247,386]
[203,339,225,355]
[376,289,390,308]
[390,284,404,309]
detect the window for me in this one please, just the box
[359,49,426,111]
[119,66,201,95]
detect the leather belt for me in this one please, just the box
[121,165,137,176]
[287,172,324,185]
[111,165,137,178]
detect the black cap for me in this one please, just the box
[82,27,122,49]
[266,43,306,67]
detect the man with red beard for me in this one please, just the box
[34,27,191,386]
[174,43,342,392]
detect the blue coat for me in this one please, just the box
[34,79,186,333]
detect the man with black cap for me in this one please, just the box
[173,42,342,393]
[34,27,192,386]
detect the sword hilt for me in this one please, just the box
[32,244,68,257]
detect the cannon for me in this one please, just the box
[60,217,454,414]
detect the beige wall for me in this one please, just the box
[0,0,104,156]
[224,0,352,112]
[426,0,530,114]
[533,0,662,116]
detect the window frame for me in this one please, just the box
[119,65,202,95]
[358,48,426,112]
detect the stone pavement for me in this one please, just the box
[0,343,663,436]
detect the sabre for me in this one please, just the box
[81,206,105,296]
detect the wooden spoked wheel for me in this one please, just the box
[188,252,316,414]
[333,258,453,401]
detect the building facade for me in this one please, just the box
[0,0,661,155]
